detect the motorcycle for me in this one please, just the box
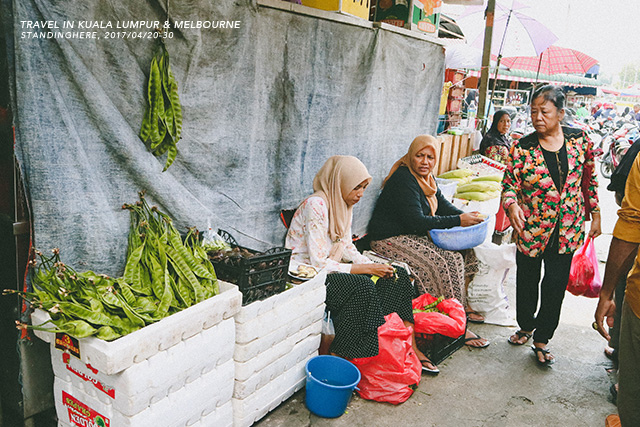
[600,122,638,179]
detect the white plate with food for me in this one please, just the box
[288,262,318,281]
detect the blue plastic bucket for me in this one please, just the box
[305,355,361,418]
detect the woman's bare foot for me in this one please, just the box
[532,342,554,365]
[404,320,438,372]
[508,330,532,345]
[465,330,489,348]
[465,307,485,324]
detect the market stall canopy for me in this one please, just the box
[465,67,603,88]
[457,0,558,58]
[443,40,502,69]
[501,45,599,75]
[620,84,640,98]
[438,14,465,39]
[444,41,483,69]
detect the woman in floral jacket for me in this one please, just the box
[503,85,601,365]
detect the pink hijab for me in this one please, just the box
[309,155,372,261]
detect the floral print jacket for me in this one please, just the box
[502,127,599,257]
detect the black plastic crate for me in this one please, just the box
[208,229,292,306]
[415,331,466,366]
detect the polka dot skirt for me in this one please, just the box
[325,267,414,359]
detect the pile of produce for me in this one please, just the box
[139,41,183,172]
[205,235,292,304]
[413,296,449,316]
[438,169,503,201]
[208,246,254,268]
[7,192,218,341]
[437,168,474,183]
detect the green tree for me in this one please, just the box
[617,63,640,89]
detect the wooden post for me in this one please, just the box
[476,0,495,134]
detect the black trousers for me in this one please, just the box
[515,239,574,344]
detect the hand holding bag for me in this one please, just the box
[567,237,602,298]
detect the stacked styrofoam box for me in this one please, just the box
[32,281,242,427]
[232,271,327,427]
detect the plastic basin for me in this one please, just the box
[305,355,360,418]
[430,218,489,250]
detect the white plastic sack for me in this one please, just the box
[467,242,517,326]
[472,130,483,151]
[435,178,458,201]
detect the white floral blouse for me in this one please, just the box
[285,196,372,273]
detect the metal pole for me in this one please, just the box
[476,0,496,134]
[486,7,513,124]
[534,51,543,83]
[531,51,544,99]
[488,54,502,113]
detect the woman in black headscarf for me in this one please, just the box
[479,110,512,164]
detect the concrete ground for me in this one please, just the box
[256,170,620,427]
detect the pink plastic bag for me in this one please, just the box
[567,237,602,298]
[411,293,467,338]
[350,313,421,404]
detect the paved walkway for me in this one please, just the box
[257,171,619,427]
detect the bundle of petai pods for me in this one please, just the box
[7,192,218,341]
[140,40,183,172]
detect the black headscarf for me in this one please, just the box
[479,109,511,155]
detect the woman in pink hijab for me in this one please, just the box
[286,155,438,373]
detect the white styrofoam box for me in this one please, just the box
[50,317,235,416]
[32,281,241,375]
[232,357,310,427]
[54,358,234,427]
[55,406,236,427]
[234,270,327,324]
[234,303,323,363]
[234,333,320,396]
[193,401,232,427]
[235,286,325,345]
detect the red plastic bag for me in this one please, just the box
[567,237,602,298]
[350,313,421,404]
[411,293,466,338]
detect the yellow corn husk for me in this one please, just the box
[447,176,473,185]
[456,181,502,193]
[437,168,474,180]
[471,175,503,182]
[454,190,500,201]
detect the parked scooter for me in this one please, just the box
[600,122,638,178]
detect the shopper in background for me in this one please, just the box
[576,102,589,121]
[503,85,601,365]
[284,156,436,373]
[594,153,640,427]
[479,109,512,164]
[367,135,490,349]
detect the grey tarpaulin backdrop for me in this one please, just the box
[9,0,444,277]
